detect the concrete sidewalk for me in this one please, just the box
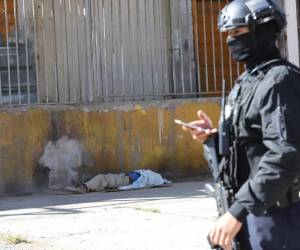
[0,180,218,250]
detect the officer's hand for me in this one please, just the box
[208,212,242,250]
[182,110,217,144]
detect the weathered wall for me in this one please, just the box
[0,99,220,194]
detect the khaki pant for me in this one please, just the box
[84,173,130,191]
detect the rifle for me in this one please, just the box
[203,79,242,250]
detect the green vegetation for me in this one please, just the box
[4,234,30,245]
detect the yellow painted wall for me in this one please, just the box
[0,99,220,194]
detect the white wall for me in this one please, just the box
[285,0,300,66]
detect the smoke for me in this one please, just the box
[38,136,93,190]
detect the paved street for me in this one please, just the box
[0,180,218,250]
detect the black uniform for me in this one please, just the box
[225,51,300,249]
[214,0,300,249]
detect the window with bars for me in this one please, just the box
[0,0,290,106]
[192,0,243,96]
[0,0,37,105]
[0,0,193,106]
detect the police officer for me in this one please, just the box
[182,0,300,249]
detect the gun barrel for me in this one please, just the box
[221,79,226,118]
[219,79,230,156]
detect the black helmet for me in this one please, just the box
[218,0,286,34]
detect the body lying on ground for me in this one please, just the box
[65,169,171,193]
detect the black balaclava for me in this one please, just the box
[226,21,281,70]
